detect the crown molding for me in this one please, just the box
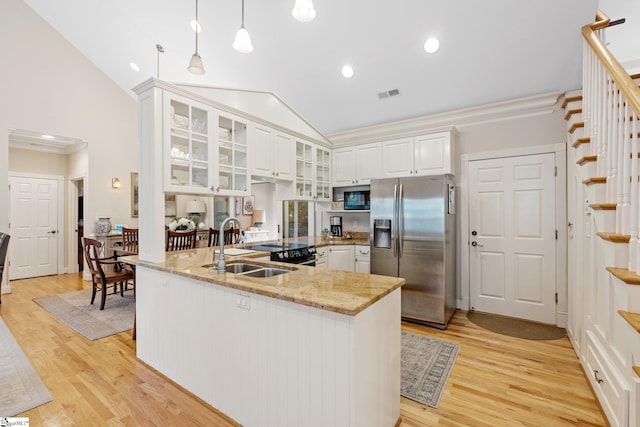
[328,91,564,147]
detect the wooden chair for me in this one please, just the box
[0,232,10,304]
[166,229,197,251]
[207,228,220,247]
[223,227,243,244]
[82,237,134,310]
[121,227,139,253]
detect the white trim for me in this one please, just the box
[329,91,563,147]
[460,142,567,326]
[7,171,65,280]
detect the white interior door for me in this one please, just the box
[9,176,59,279]
[469,153,557,324]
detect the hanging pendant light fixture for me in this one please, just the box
[187,0,205,74]
[233,0,253,53]
[292,0,316,22]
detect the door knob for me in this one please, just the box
[48,230,57,234]
[471,230,477,236]
[471,241,483,247]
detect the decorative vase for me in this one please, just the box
[96,217,112,234]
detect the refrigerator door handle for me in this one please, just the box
[398,183,404,257]
[393,184,398,257]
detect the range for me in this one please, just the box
[245,242,317,266]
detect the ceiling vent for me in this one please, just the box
[378,88,400,100]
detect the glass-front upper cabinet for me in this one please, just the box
[215,113,249,196]
[164,95,212,193]
[295,140,313,199]
[315,146,331,201]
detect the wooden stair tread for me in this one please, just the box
[577,154,597,165]
[607,267,640,285]
[569,122,585,134]
[583,176,606,185]
[618,310,640,333]
[564,108,582,121]
[572,136,590,148]
[562,95,582,109]
[597,232,630,243]
[590,203,617,210]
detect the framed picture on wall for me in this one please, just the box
[131,172,139,217]
[242,196,254,215]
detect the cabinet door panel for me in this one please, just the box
[328,246,354,271]
[332,148,356,186]
[382,138,414,177]
[355,143,382,184]
[414,133,451,176]
[251,125,274,178]
[273,132,294,181]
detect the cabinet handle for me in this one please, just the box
[593,370,604,384]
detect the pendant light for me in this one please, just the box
[232,0,253,53]
[187,0,205,74]
[292,0,316,22]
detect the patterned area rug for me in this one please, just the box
[0,317,52,416]
[33,289,135,341]
[401,331,459,408]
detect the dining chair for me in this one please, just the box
[0,232,10,305]
[166,229,197,251]
[207,228,220,247]
[121,227,139,253]
[82,237,134,310]
[223,227,243,245]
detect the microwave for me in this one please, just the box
[344,190,370,210]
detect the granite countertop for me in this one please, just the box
[124,238,402,316]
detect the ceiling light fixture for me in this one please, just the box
[41,134,55,139]
[424,37,440,54]
[187,0,205,74]
[341,65,354,79]
[129,62,140,72]
[292,0,316,22]
[233,0,253,53]
[190,19,202,33]
[156,44,165,78]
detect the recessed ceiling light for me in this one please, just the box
[41,134,55,139]
[341,65,354,79]
[129,62,140,72]
[424,37,440,54]
[190,19,202,33]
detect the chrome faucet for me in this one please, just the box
[213,216,244,274]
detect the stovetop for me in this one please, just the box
[244,242,309,252]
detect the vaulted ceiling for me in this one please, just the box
[21,0,635,137]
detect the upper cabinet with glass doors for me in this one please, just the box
[164,95,212,193]
[294,139,331,201]
[214,113,249,196]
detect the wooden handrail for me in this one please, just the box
[582,10,640,117]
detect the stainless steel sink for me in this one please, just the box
[241,267,291,278]
[225,263,262,273]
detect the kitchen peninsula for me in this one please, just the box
[126,244,403,427]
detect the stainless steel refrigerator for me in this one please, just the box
[370,174,456,329]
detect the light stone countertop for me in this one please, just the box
[123,238,402,316]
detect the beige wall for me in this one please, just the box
[9,148,69,176]
[1,0,138,276]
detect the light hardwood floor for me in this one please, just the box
[0,274,607,426]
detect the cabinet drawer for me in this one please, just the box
[585,331,629,427]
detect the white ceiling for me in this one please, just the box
[21,0,637,137]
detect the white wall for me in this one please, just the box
[0,0,138,280]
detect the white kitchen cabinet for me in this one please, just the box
[213,112,250,196]
[315,246,328,269]
[382,131,454,177]
[354,245,370,274]
[251,124,295,181]
[328,245,354,271]
[295,140,331,201]
[244,230,270,243]
[332,143,381,186]
[164,94,214,194]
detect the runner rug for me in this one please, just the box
[0,317,52,416]
[33,289,135,341]
[401,331,459,408]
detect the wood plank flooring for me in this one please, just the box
[0,274,607,426]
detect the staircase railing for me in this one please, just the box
[582,10,640,272]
